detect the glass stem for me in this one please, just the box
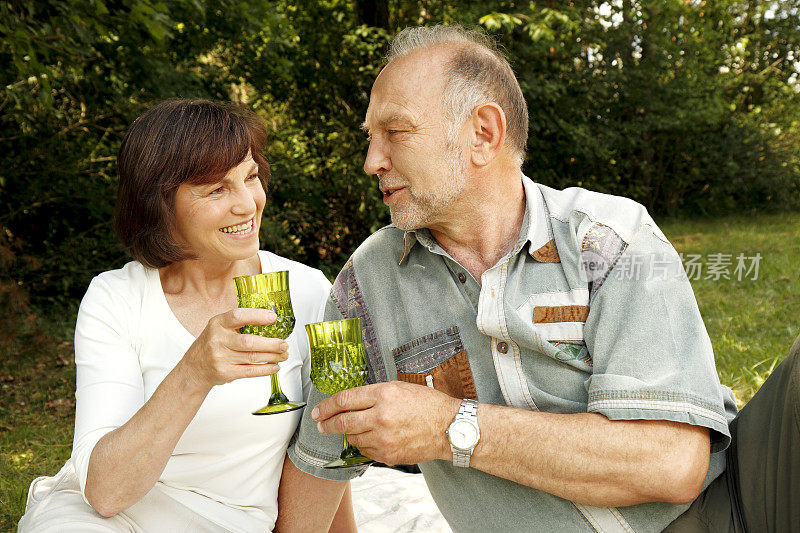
[268,370,289,404]
[341,434,360,459]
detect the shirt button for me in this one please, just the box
[497,341,509,354]
[458,273,466,283]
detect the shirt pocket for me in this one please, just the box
[393,326,477,401]
[515,288,590,343]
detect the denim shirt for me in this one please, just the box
[288,175,738,532]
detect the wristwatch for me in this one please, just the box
[446,399,480,467]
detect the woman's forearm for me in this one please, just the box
[82,308,287,517]
[84,359,210,517]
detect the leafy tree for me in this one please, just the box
[1,0,798,318]
[0,0,271,309]
[480,0,800,214]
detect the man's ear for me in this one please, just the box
[468,102,507,167]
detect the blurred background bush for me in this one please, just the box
[2,0,799,317]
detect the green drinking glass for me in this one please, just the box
[305,318,374,468]
[234,270,306,415]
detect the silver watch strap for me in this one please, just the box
[451,399,479,468]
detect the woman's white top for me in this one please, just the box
[69,250,331,531]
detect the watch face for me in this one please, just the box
[449,420,478,450]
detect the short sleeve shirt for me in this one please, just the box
[288,176,738,532]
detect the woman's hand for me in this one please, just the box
[180,308,289,390]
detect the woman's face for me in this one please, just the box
[172,154,266,264]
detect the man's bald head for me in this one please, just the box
[385,25,528,166]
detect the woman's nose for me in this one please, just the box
[230,184,256,215]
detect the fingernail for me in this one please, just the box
[317,422,325,434]
[280,342,289,351]
[266,310,277,319]
[311,407,319,420]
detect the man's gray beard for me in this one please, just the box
[390,148,468,231]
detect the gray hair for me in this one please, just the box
[387,25,528,165]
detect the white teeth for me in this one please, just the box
[220,219,253,234]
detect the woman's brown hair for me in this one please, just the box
[114,99,270,268]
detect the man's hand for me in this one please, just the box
[312,381,462,465]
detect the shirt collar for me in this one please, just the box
[398,228,438,265]
[397,174,552,265]
[521,174,553,257]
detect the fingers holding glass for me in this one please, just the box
[305,318,374,468]
[234,270,306,415]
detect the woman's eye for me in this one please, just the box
[209,186,224,195]
[246,173,259,181]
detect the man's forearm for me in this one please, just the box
[466,405,710,507]
[314,382,711,508]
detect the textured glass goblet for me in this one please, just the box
[305,318,374,468]
[234,270,306,415]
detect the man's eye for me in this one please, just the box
[209,186,224,195]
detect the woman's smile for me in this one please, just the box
[219,218,256,237]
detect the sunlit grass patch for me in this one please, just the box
[660,212,800,405]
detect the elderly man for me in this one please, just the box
[277,26,799,532]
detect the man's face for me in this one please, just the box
[362,50,468,231]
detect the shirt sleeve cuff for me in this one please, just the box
[286,439,368,481]
[587,390,732,453]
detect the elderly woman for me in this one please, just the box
[18,99,354,531]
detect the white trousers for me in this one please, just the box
[17,463,228,533]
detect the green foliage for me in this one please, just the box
[1,0,799,314]
[478,1,800,215]
[0,0,273,310]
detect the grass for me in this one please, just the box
[1,212,798,530]
[660,213,800,404]
[0,289,77,532]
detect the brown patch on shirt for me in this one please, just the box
[532,305,590,323]
[397,350,477,401]
[532,240,561,263]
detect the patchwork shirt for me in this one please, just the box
[288,175,739,533]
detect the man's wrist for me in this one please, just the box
[439,396,463,461]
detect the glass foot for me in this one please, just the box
[324,456,374,468]
[252,401,306,415]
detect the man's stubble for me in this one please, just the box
[387,143,468,231]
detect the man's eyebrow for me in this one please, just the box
[361,115,412,133]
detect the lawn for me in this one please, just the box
[1,212,798,530]
[660,213,800,404]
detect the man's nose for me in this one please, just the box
[363,136,391,176]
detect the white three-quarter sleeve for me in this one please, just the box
[71,274,145,502]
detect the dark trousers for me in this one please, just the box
[664,333,800,532]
